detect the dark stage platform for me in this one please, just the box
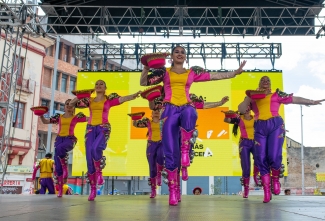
[0,195,324,221]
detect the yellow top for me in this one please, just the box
[55,184,70,195]
[240,115,255,140]
[39,159,54,174]
[58,116,73,136]
[168,69,190,106]
[150,121,161,142]
[89,98,106,125]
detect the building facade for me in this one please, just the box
[0,33,53,194]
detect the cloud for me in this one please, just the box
[308,60,325,83]
[285,85,325,147]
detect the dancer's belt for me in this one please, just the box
[240,137,254,142]
[40,172,53,178]
[255,115,282,122]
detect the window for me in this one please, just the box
[46,45,54,56]
[14,56,24,86]
[61,74,67,93]
[93,62,98,71]
[59,103,65,112]
[54,102,60,111]
[78,60,83,68]
[13,102,25,129]
[69,77,76,94]
[41,99,49,107]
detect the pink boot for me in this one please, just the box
[157,164,164,186]
[180,128,195,167]
[57,175,63,198]
[149,177,157,198]
[261,174,272,203]
[177,174,181,202]
[242,177,250,198]
[87,172,97,201]
[253,166,261,186]
[94,157,106,187]
[181,167,188,181]
[271,168,281,195]
[59,157,68,179]
[166,168,178,206]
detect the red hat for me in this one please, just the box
[141,52,169,69]
[221,110,239,118]
[245,89,267,100]
[30,106,49,116]
[71,89,94,99]
[127,112,145,121]
[140,85,163,101]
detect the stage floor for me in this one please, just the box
[0,195,324,221]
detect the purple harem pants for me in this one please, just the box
[54,136,76,176]
[85,124,110,174]
[254,116,285,176]
[239,138,256,178]
[160,103,197,171]
[39,178,55,194]
[147,140,164,178]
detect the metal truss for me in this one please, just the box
[26,5,325,37]
[75,42,281,69]
[0,0,47,37]
[0,25,24,191]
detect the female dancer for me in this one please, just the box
[69,80,141,201]
[238,76,325,203]
[132,109,164,198]
[39,99,87,197]
[224,109,260,198]
[140,45,246,205]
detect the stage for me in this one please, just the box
[0,195,324,221]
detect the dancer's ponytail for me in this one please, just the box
[232,124,239,137]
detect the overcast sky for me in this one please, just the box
[99,33,325,147]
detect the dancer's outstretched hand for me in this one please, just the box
[221,96,229,104]
[235,60,247,75]
[132,91,142,99]
[312,99,325,105]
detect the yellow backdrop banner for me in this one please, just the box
[72,71,288,176]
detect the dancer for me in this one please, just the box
[149,90,229,202]
[69,79,141,201]
[132,109,164,198]
[238,76,325,203]
[39,99,87,197]
[55,183,73,195]
[32,153,55,194]
[140,46,246,205]
[224,109,260,198]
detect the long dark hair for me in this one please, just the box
[232,124,239,137]
[171,46,186,67]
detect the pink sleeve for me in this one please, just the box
[193,102,204,109]
[108,98,121,107]
[277,93,293,104]
[191,69,211,82]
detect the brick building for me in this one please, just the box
[0,33,53,194]
[283,136,325,195]
[37,36,136,159]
